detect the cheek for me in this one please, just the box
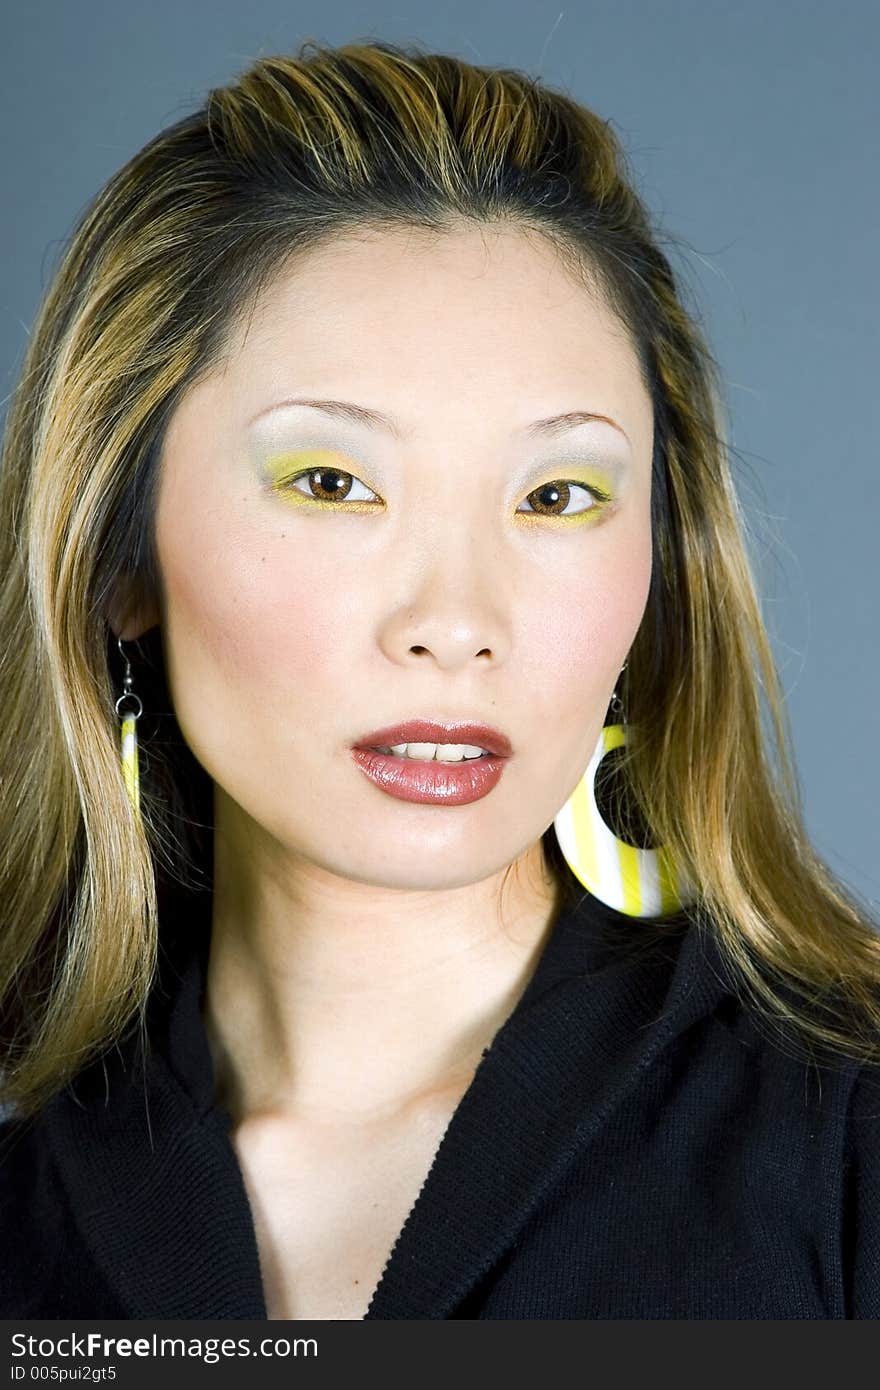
[154,477,353,730]
[518,521,653,721]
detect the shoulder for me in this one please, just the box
[840,1060,880,1317]
[0,1111,47,1202]
[696,987,880,1318]
[0,1111,71,1316]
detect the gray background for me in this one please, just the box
[2,0,877,911]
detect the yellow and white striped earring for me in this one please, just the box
[552,668,696,917]
[115,635,142,816]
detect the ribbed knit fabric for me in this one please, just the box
[2,865,879,1319]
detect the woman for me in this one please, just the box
[1,39,878,1321]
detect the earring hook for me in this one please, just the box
[610,660,628,725]
[115,635,143,720]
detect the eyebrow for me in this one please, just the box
[248,396,630,445]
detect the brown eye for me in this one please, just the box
[301,467,354,501]
[518,480,611,517]
[283,466,381,505]
[526,481,572,516]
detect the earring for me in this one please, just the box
[552,666,696,917]
[115,635,143,816]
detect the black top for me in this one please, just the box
[2,866,879,1320]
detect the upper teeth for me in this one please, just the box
[377,742,488,761]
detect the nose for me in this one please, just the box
[377,543,512,672]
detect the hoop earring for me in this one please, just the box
[552,666,696,918]
[115,635,143,816]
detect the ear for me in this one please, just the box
[106,573,161,641]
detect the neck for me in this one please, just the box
[202,807,564,1128]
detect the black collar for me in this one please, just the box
[41,868,735,1318]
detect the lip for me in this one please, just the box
[351,719,513,758]
[350,746,509,806]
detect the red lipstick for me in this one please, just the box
[352,719,512,758]
[350,719,512,806]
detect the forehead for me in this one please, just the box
[232,225,636,358]
[204,223,652,450]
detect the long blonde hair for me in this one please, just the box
[2,38,877,1122]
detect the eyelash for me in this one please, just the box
[278,467,614,519]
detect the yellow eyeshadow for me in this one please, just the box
[515,468,617,527]
[262,450,618,523]
[263,449,381,513]
[264,448,350,482]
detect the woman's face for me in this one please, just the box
[146,224,654,891]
